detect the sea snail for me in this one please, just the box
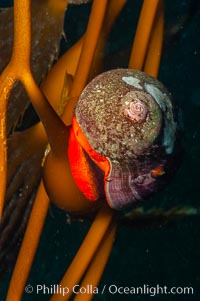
[68,69,180,210]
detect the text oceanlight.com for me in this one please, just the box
[25,283,194,297]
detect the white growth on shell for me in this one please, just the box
[144,83,176,154]
[122,76,142,89]
[145,83,166,111]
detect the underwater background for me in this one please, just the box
[0,0,200,300]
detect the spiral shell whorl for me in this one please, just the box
[124,97,148,123]
[75,69,172,160]
[72,69,178,210]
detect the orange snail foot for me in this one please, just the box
[42,151,100,215]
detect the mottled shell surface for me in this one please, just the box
[76,69,176,160]
[74,69,179,210]
[68,0,91,4]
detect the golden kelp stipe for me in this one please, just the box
[0,0,164,300]
[0,0,67,211]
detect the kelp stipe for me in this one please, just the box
[0,1,190,300]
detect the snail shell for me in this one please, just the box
[69,69,180,210]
